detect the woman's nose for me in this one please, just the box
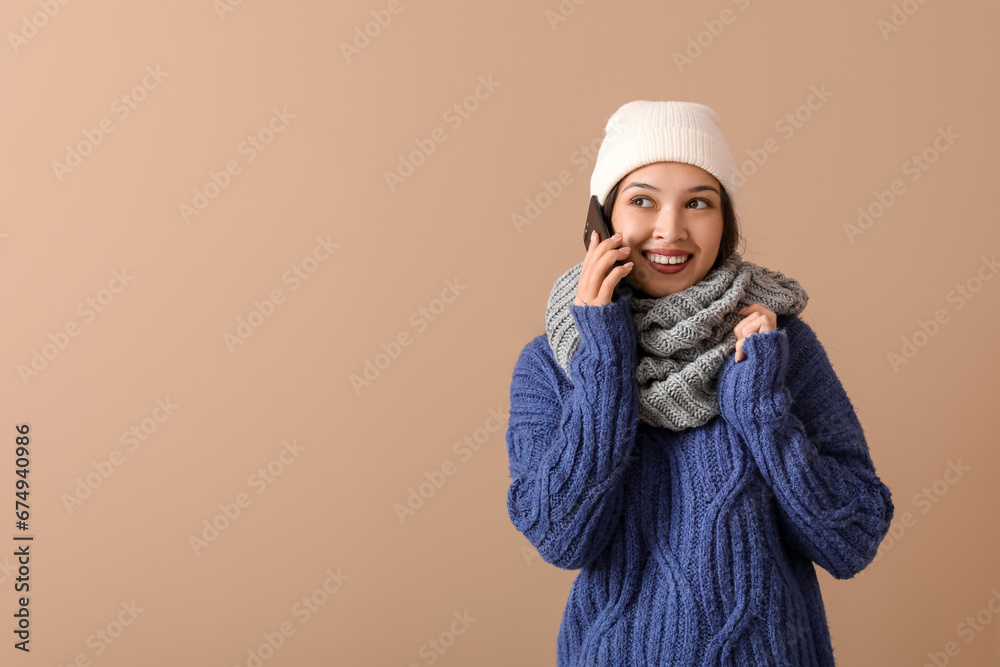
[652,208,686,241]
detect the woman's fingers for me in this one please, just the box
[732,303,778,361]
[596,262,633,304]
[578,232,631,307]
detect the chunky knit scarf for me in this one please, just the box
[544,252,809,431]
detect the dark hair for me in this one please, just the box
[602,175,743,273]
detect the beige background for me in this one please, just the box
[2,0,999,664]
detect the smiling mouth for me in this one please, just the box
[642,252,692,266]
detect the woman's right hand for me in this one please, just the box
[573,230,634,307]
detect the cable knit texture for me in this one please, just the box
[506,294,894,666]
[544,252,809,431]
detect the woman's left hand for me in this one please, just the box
[733,304,778,362]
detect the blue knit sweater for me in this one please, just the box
[505,293,894,666]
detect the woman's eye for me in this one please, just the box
[630,196,653,207]
[688,198,712,209]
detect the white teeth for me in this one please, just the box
[644,252,691,265]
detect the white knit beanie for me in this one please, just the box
[590,100,740,207]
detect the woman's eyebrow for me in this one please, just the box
[623,181,720,196]
[622,181,660,192]
[688,185,721,196]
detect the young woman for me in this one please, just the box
[505,101,894,666]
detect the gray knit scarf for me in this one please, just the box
[544,252,809,431]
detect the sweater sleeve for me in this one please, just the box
[505,295,640,570]
[716,318,894,580]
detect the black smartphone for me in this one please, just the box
[583,195,626,270]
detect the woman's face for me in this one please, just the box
[611,161,725,298]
